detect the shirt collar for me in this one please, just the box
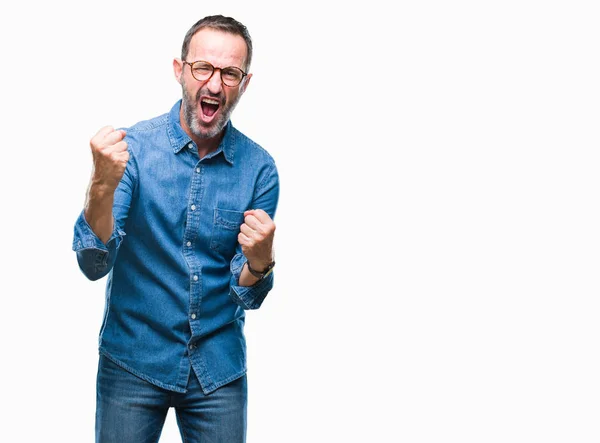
[167,99,235,164]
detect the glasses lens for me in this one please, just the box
[221,67,244,86]
[191,62,213,80]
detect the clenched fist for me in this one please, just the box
[90,126,129,191]
[238,209,276,271]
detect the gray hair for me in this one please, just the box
[181,15,253,71]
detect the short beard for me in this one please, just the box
[181,78,241,140]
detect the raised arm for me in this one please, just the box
[72,126,133,281]
[85,126,129,243]
[228,162,280,309]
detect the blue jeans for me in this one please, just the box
[95,354,247,442]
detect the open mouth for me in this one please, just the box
[200,98,220,119]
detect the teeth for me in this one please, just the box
[201,98,220,105]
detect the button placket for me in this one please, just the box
[182,159,204,348]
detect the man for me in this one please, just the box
[72,15,279,443]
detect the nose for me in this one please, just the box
[206,69,223,94]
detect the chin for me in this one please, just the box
[191,120,224,139]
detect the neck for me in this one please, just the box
[194,133,223,159]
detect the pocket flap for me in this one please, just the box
[214,208,245,230]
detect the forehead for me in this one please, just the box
[187,28,248,68]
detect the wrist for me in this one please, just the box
[247,260,275,279]
[88,180,117,198]
[247,260,270,272]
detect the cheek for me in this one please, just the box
[182,74,201,97]
[184,82,200,100]
[225,89,239,105]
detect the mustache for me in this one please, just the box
[196,89,225,105]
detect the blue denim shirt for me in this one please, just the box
[72,100,279,394]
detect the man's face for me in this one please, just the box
[174,29,251,140]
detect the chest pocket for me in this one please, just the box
[210,208,245,257]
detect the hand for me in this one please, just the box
[89,126,129,191]
[238,209,276,271]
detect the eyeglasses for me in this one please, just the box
[183,60,247,87]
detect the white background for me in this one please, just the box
[1,1,599,442]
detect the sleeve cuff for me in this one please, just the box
[72,210,125,252]
[72,210,125,280]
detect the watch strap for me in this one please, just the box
[247,261,275,279]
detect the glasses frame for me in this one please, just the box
[183,60,248,87]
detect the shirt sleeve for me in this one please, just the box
[228,160,280,310]
[72,211,126,281]
[72,142,137,281]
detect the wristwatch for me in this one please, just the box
[247,261,275,279]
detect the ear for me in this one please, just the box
[240,73,252,94]
[173,58,183,85]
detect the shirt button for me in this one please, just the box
[193,275,198,281]
[186,241,191,247]
[191,205,196,211]
[189,344,195,350]
[196,168,200,173]
[191,313,196,320]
